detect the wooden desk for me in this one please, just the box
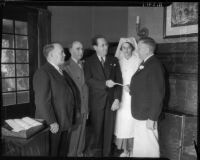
[2,127,49,156]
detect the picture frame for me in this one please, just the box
[163,2,198,38]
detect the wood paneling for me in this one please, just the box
[156,42,197,74]
[157,42,198,160]
[159,112,197,160]
[156,42,198,115]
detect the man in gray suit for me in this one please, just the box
[62,41,88,157]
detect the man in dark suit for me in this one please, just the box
[33,43,80,156]
[84,35,123,157]
[125,37,165,157]
[62,41,88,157]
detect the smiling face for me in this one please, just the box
[121,42,133,59]
[94,38,108,57]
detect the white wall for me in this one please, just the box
[48,6,93,48]
[48,6,128,48]
[91,7,128,42]
[48,6,197,49]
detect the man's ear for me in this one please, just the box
[93,45,97,51]
[48,51,53,58]
[143,44,149,54]
[69,48,73,56]
[147,47,151,55]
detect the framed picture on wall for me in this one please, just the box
[163,2,198,38]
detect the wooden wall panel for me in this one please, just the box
[181,116,198,160]
[156,42,198,116]
[159,112,197,160]
[167,76,197,115]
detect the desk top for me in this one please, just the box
[2,127,49,145]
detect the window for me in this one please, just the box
[1,19,30,106]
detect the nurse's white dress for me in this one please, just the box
[114,52,140,138]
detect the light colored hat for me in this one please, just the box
[115,37,138,59]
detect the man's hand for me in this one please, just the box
[106,80,115,88]
[50,122,59,134]
[111,99,120,111]
[124,84,130,93]
[146,119,157,130]
[86,113,89,120]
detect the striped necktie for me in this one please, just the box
[58,68,63,75]
[77,60,82,69]
[101,57,105,68]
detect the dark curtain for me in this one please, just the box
[28,10,38,117]
[37,9,51,67]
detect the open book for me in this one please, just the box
[2,117,45,138]
[5,117,43,132]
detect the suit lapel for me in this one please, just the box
[94,54,106,78]
[68,58,84,85]
[47,62,63,77]
[46,62,69,86]
[134,55,155,76]
[104,56,111,79]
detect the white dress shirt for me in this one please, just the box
[71,57,82,69]
[97,55,106,62]
[144,54,153,62]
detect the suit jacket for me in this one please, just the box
[62,58,89,114]
[130,55,165,121]
[33,62,81,131]
[84,53,122,110]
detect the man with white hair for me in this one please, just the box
[33,43,81,156]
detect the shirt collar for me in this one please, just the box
[47,59,60,72]
[144,54,153,62]
[97,55,106,62]
[71,57,79,64]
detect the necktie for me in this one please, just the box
[77,60,82,69]
[58,68,63,75]
[101,57,105,68]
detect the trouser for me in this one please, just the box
[90,105,116,157]
[49,130,69,156]
[67,114,87,156]
[132,119,160,157]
